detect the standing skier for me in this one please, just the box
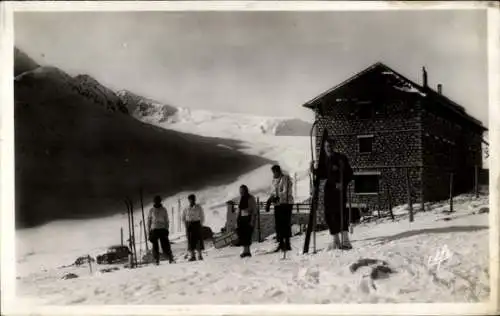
[237,185,258,258]
[311,137,354,250]
[267,165,294,252]
[182,194,205,261]
[147,196,175,265]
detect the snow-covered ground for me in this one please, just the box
[16,194,490,306]
[15,116,313,280]
[13,109,492,309]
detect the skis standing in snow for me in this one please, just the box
[267,165,294,253]
[311,137,354,250]
[182,194,205,261]
[147,196,175,265]
[236,185,258,258]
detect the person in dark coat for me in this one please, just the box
[147,196,175,265]
[237,185,258,258]
[311,137,354,250]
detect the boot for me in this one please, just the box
[197,251,203,261]
[328,234,341,250]
[341,231,352,250]
[241,246,252,258]
[189,251,196,262]
[284,238,292,251]
[273,241,283,253]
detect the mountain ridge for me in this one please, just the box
[14,48,270,228]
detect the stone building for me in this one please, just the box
[302,62,487,217]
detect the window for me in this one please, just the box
[357,106,373,119]
[357,135,374,153]
[353,173,380,194]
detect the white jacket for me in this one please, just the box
[270,174,294,205]
[147,206,169,231]
[182,204,205,224]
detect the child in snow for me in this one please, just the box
[311,137,354,250]
[236,185,258,257]
[267,164,294,252]
[182,194,205,261]
[147,196,175,265]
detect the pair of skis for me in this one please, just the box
[124,189,149,268]
[303,128,351,254]
[303,123,323,255]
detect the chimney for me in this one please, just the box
[422,66,428,88]
[437,84,442,94]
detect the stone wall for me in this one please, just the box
[314,92,423,209]
[421,102,484,200]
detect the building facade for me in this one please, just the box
[303,62,487,217]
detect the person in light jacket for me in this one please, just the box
[267,164,294,252]
[182,194,205,261]
[147,196,175,265]
[237,185,258,258]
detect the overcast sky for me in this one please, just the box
[14,10,488,126]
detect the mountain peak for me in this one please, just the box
[14,47,41,77]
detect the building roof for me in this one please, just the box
[303,62,487,132]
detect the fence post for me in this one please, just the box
[474,165,479,198]
[139,220,143,261]
[376,192,381,218]
[88,255,92,274]
[293,172,298,201]
[171,207,175,233]
[420,167,425,212]
[348,183,353,234]
[257,197,262,242]
[386,185,394,221]
[295,201,302,234]
[177,198,182,234]
[406,168,414,223]
[449,172,454,213]
[120,227,123,246]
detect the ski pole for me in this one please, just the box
[140,188,149,253]
[126,197,138,267]
[339,159,344,252]
[124,199,134,268]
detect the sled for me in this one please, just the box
[213,231,238,249]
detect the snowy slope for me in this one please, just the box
[117,91,312,136]
[15,194,490,306]
[166,108,312,137]
[16,134,312,277]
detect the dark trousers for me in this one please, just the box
[186,221,203,252]
[237,216,254,247]
[185,224,205,251]
[274,204,292,248]
[149,228,173,263]
[323,184,350,235]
